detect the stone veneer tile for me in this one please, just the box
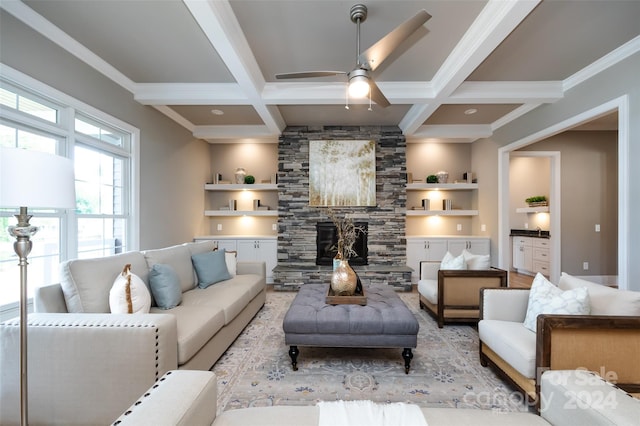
[275,126,410,290]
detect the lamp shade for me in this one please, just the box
[0,147,76,209]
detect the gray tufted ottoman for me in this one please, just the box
[282,284,419,373]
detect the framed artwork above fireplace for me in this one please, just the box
[309,140,376,206]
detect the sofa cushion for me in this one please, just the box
[440,252,466,270]
[149,304,225,364]
[523,273,590,332]
[462,249,490,270]
[143,244,195,293]
[417,279,438,304]
[109,264,151,314]
[191,249,231,289]
[60,251,148,313]
[184,241,217,286]
[559,272,640,316]
[180,274,264,324]
[149,264,182,310]
[478,319,537,379]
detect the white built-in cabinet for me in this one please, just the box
[194,236,277,283]
[406,236,490,282]
[512,236,550,277]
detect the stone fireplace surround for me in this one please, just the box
[273,126,411,290]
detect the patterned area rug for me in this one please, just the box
[212,290,529,414]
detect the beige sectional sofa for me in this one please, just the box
[0,240,266,425]
[113,369,640,426]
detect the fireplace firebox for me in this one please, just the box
[316,222,368,266]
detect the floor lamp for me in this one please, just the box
[0,147,76,426]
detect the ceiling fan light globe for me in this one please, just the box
[348,76,370,98]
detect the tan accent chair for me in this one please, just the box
[478,273,640,407]
[418,261,508,328]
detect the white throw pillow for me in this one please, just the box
[462,249,491,270]
[109,264,151,314]
[558,272,640,316]
[225,250,237,276]
[440,251,467,270]
[523,273,590,332]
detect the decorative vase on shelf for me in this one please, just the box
[234,168,246,184]
[331,259,357,296]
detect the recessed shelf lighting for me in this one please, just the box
[464,108,478,115]
[211,109,224,115]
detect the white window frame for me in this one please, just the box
[0,64,140,317]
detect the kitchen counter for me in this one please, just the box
[510,229,550,239]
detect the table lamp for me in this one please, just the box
[0,147,76,426]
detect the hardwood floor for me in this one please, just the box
[509,271,534,288]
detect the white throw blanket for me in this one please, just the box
[317,400,428,426]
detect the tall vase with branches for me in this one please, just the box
[327,209,363,296]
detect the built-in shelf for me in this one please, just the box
[516,206,550,213]
[205,183,278,191]
[407,209,478,216]
[406,183,478,191]
[204,210,278,217]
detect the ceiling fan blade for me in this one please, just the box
[358,10,431,72]
[275,71,346,79]
[369,80,390,108]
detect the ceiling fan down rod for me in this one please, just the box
[350,4,367,67]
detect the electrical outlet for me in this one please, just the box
[524,223,529,229]
[583,262,589,270]
[272,223,277,231]
[481,224,486,232]
[595,224,600,232]
[456,224,462,231]
[217,224,222,231]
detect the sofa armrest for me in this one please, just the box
[34,283,69,313]
[536,314,640,395]
[237,261,266,278]
[540,369,640,426]
[438,268,508,306]
[480,288,530,322]
[112,370,217,426]
[1,313,178,425]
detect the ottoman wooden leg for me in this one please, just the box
[402,348,413,374]
[288,345,299,371]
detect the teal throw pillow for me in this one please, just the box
[148,263,182,309]
[191,249,232,289]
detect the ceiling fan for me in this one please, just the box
[275,4,431,108]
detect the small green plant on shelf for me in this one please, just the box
[525,195,548,206]
[244,175,255,184]
[426,175,438,183]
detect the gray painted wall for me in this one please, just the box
[1,14,210,250]
[523,131,618,276]
[479,52,639,290]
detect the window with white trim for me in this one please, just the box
[0,71,138,311]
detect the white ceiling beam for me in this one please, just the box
[183,0,285,135]
[193,125,276,140]
[400,0,541,136]
[261,81,435,105]
[135,83,248,105]
[412,124,493,139]
[447,81,563,103]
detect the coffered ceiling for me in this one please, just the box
[4,0,639,143]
